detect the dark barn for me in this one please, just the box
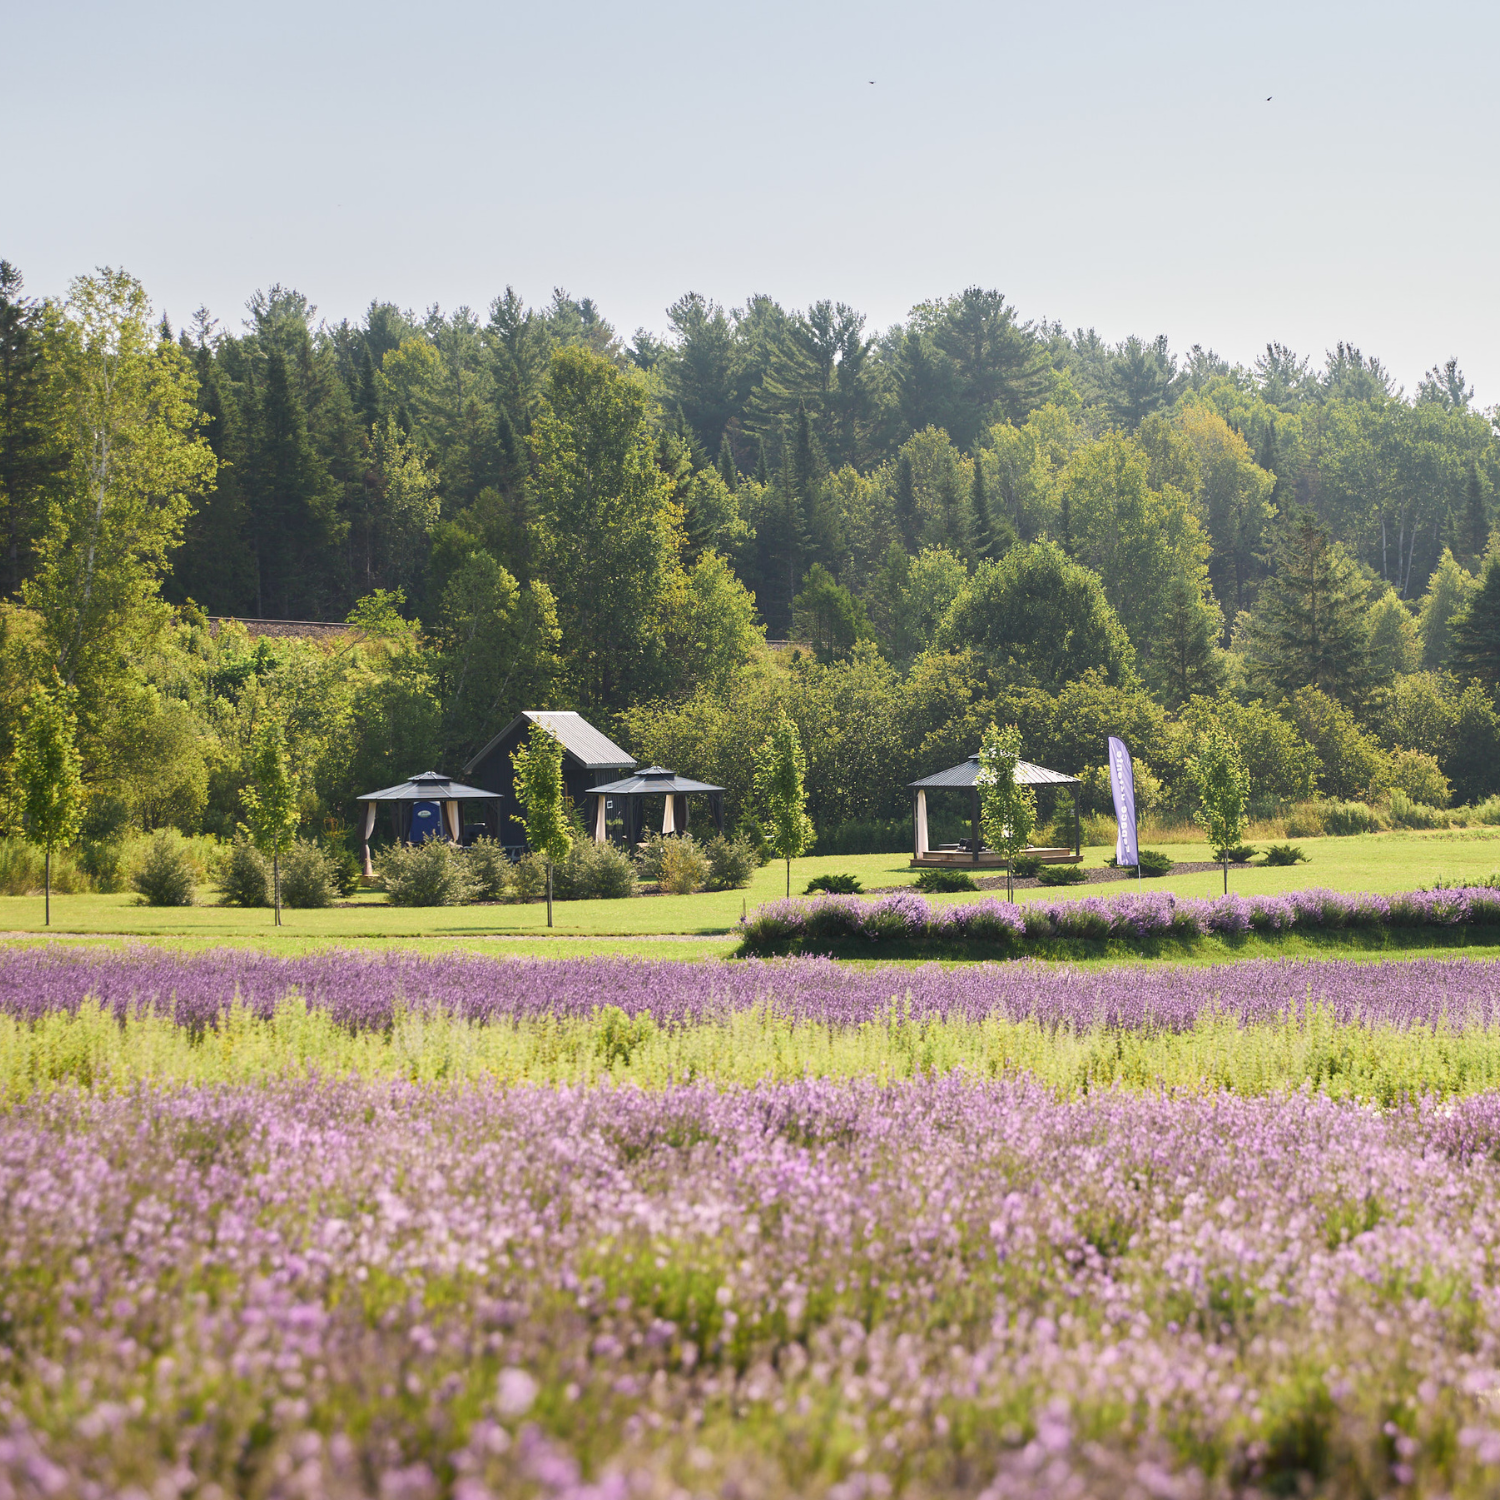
[463,711,636,854]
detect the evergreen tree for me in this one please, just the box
[1150,570,1225,707]
[716,433,738,492]
[1450,554,1500,690]
[894,451,917,551]
[0,261,66,599]
[1464,458,1490,563]
[247,344,340,617]
[1245,511,1369,706]
[754,434,771,486]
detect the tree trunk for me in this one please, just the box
[786,857,790,898]
[546,861,553,928]
[45,846,51,927]
[274,851,282,927]
[1223,856,1228,896]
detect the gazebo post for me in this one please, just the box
[1073,787,1081,857]
[970,787,980,866]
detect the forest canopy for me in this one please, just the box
[2,258,1499,848]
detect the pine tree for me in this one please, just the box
[970,459,992,561]
[1246,511,1369,705]
[754,434,771,487]
[717,434,738,492]
[0,261,66,599]
[1450,554,1500,690]
[894,451,917,551]
[1464,459,1490,564]
[1150,570,1225,707]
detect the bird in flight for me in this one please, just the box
[1266,95,1272,101]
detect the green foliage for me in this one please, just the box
[511,722,571,865]
[1226,843,1256,863]
[977,722,1036,874]
[279,839,337,909]
[704,835,757,891]
[1283,687,1385,802]
[792,563,872,662]
[464,837,512,900]
[938,539,1136,690]
[804,872,862,895]
[1009,854,1043,877]
[510,853,549,901]
[914,868,979,892]
[1246,512,1370,706]
[1380,747,1451,809]
[77,839,127,893]
[1110,848,1174,875]
[131,831,196,906]
[1445,683,1500,806]
[220,837,270,907]
[1262,843,1309,866]
[13,676,85,856]
[377,840,477,907]
[1450,552,1500,689]
[1189,719,1250,862]
[1384,791,1448,830]
[1318,800,1384,836]
[1417,548,1477,670]
[658,837,710,895]
[754,710,814,891]
[1036,862,1086,886]
[552,839,638,901]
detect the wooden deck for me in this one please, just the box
[910,846,1081,869]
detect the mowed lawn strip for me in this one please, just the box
[1,827,1499,942]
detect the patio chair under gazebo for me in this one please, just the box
[354,770,500,876]
[908,755,1081,869]
[586,766,725,846]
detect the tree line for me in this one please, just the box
[2,258,1499,850]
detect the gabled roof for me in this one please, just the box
[356,771,498,802]
[909,755,1079,790]
[589,766,723,796]
[463,711,637,775]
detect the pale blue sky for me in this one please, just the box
[6,0,1497,402]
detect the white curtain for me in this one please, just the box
[361,802,377,877]
[593,795,607,842]
[915,791,929,857]
[661,793,676,835]
[444,801,461,841]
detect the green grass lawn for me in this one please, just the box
[3,827,1499,951]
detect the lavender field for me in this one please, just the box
[6,1078,1500,1497]
[10,946,1500,1099]
[11,945,1500,1496]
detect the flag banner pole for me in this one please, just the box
[1107,736,1139,878]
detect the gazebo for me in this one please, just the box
[354,771,500,876]
[586,766,725,845]
[908,755,1081,869]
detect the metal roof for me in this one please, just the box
[462,711,637,775]
[356,771,499,802]
[909,755,1080,790]
[588,766,724,797]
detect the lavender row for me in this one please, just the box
[742,883,1500,950]
[7,1077,1500,1496]
[9,942,1500,1032]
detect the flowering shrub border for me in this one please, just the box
[739,885,1500,954]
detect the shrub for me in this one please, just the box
[78,839,128,893]
[813,818,910,856]
[914,868,978,892]
[805,872,862,895]
[1226,844,1256,864]
[660,837,711,895]
[131,833,196,907]
[0,838,43,896]
[1382,746,1451,808]
[279,839,337,909]
[464,838,512,900]
[511,853,549,901]
[1471,795,1500,827]
[80,794,132,843]
[553,840,638,901]
[1384,790,1449,830]
[378,841,478,907]
[1036,863,1087,886]
[1111,848,1176,875]
[634,833,668,885]
[1318,800,1384,836]
[319,832,362,896]
[1262,843,1309,866]
[1283,803,1324,838]
[706,835,757,891]
[732,814,774,866]
[1009,855,1042,878]
[220,837,270,907]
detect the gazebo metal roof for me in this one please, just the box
[589,766,724,797]
[356,771,499,803]
[908,755,1080,791]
